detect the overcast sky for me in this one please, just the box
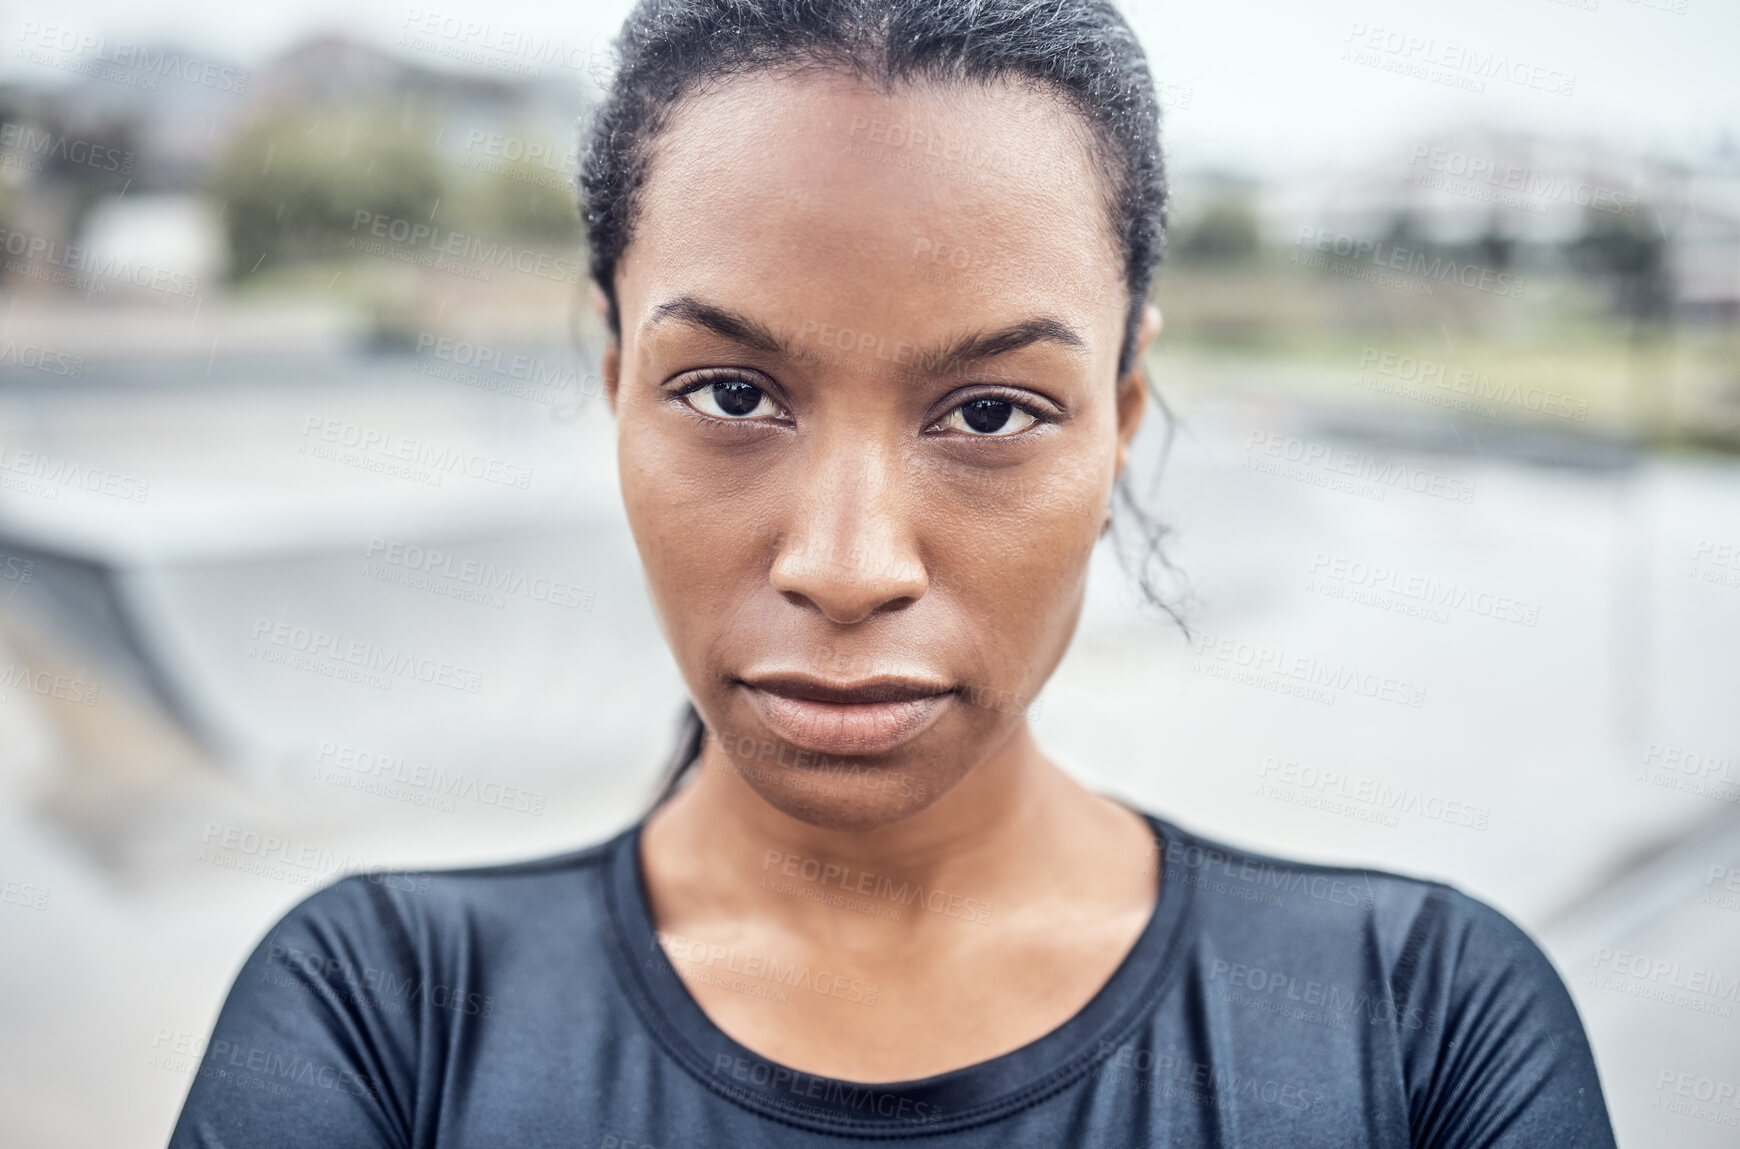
[9,0,1737,177]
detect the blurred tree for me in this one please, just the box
[463,154,582,245]
[0,101,137,282]
[1380,208,1435,255]
[210,107,445,280]
[1172,198,1260,265]
[1470,212,1514,272]
[1568,208,1672,322]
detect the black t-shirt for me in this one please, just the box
[169,811,1616,1147]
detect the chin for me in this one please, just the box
[705,731,970,831]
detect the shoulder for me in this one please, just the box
[1151,815,1452,961]
[1149,814,1581,1025]
[1148,815,1614,1144]
[252,829,630,994]
[277,830,623,929]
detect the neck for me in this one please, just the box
[640,721,1152,940]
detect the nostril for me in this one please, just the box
[769,542,928,624]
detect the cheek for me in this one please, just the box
[927,469,1107,674]
[615,415,762,632]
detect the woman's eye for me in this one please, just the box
[682,379,781,420]
[938,397,1039,437]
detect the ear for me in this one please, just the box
[601,340,622,413]
[1113,303,1161,479]
[592,284,622,412]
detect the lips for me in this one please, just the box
[738,673,954,757]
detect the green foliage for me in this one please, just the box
[211,107,445,280]
[1569,208,1671,320]
[1172,198,1260,265]
[459,145,582,245]
[211,108,584,282]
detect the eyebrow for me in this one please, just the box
[921,318,1087,376]
[645,296,787,355]
[643,294,1088,377]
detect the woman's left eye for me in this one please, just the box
[936,397,1039,437]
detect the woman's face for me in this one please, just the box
[606,72,1152,829]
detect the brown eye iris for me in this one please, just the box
[710,380,765,416]
[680,377,781,421]
[941,396,1038,436]
[960,398,1015,434]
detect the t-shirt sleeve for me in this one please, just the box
[168,875,422,1149]
[1398,886,1617,1149]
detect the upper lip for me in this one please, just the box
[739,673,955,705]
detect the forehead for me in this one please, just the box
[620,70,1126,359]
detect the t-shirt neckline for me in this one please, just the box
[602,807,1193,1135]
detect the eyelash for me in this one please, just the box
[669,371,791,425]
[668,374,1057,438]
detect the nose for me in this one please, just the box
[769,442,928,625]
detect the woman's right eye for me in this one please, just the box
[679,379,783,421]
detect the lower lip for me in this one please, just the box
[741,686,953,757]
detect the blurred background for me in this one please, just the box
[0,1,1734,1145]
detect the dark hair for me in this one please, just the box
[576,0,1177,808]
